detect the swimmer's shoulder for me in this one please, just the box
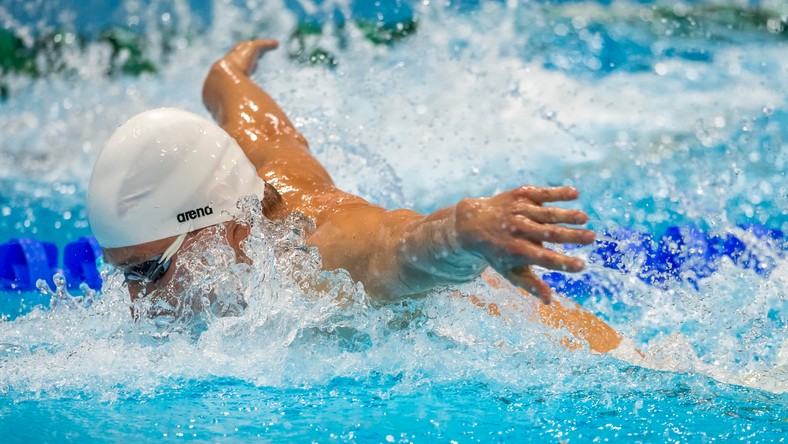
[307,189,419,228]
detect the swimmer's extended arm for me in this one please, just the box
[309,185,595,303]
[202,41,595,303]
[300,183,594,302]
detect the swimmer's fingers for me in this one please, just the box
[500,240,585,273]
[455,193,588,269]
[515,185,580,204]
[247,39,279,57]
[505,266,552,304]
[511,218,595,245]
[479,238,584,277]
[518,205,589,225]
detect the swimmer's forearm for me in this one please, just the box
[202,41,305,147]
[322,187,593,301]
[203,58,291,131]
[308,204,487,299]
[203,40,338,195]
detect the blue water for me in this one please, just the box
[1,0,786,441]
[1,375,785,441]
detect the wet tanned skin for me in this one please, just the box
[110,40,622,353]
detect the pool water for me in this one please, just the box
[1,0,786,441]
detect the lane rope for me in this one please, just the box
[1,225,784,295]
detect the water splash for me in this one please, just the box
[0,0,786,406]
[0,202,561,399]
[36,272,98,309]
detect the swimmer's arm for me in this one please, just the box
[314,200,624,355]
[310,186,595,302]
[309,203,485,299]
[202,40,301,145]
[202,39,337,193]
[481,272,622,353]
[537,295,622,353]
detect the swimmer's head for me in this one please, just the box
[88,108,266,297]
[88,108,265,248]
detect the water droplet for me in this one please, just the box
[553,23,569,37]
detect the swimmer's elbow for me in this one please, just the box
[261,182,285,219]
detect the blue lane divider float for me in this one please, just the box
[62,236,103,291]
[0,238,59,291]
[543,224,785,297]
[0,225,785,295]
[0,236,102,292]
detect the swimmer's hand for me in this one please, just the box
[454,186,595,304]
[223,39,279,75]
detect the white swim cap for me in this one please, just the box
[87,108,265,248]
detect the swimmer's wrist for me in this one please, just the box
[398,205,487,284]
[436,204,487,279]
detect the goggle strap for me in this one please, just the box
[158,232,188,264]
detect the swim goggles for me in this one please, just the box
[120,232,188,284]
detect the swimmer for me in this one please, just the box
[88,40,622,353]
